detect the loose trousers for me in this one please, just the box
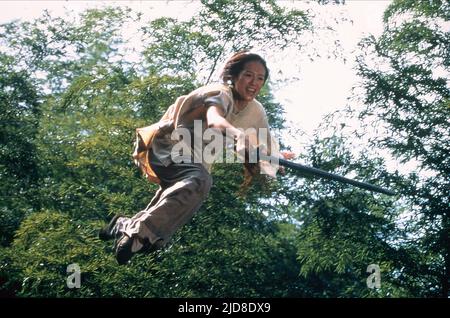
[113,149,212,252]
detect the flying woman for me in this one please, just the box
[99,51,293,264]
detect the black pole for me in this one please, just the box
[277,158,396,196]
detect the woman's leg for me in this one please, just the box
[113,151,212,263]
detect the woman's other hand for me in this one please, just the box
[278,151,296,175]
[281,151,295,160]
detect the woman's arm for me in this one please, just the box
[206,105,243,140]
[206,105,253,161]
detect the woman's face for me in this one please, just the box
[233,61,266,103]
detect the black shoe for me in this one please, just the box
[115,234,135,265]
[98,215,123,241]
[138,239,158,254]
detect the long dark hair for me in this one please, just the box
[220,51,270,84]
[220,51,271,195]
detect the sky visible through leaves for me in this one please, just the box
[0,0,394,165]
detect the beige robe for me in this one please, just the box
[132,83,279,183]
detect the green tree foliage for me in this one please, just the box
[2,0,438,299]
[142,0,311,84]
[356,0,449,297]
[273,125,412,297]
[0,211,164,297]
[0,1,315,297]
[0,54,40,246]
[0,8,137,93]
